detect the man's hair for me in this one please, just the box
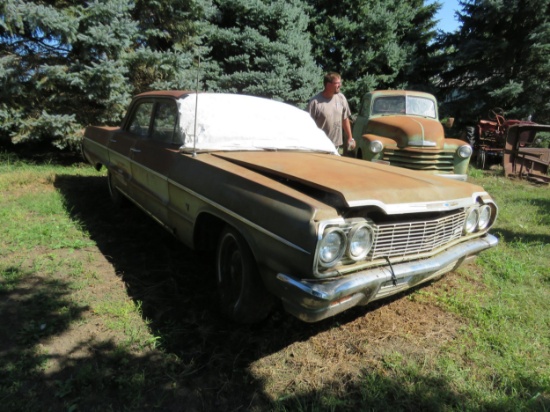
[323,72,341,86]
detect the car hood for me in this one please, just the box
[213,152,484,212]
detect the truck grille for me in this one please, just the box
[383,149,455,172]
[370,211,466,259]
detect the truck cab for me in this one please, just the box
[353,90,472,181]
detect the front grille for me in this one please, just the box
[383,148,455,171]
[369,210,466,259]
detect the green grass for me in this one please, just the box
[1,152,549,411]
[409,171,550,411]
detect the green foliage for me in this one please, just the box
[0,0,206,149]
[202,0,320,106]
[437,0,550,125]
[1,0,548,149]
[305,0,440,111]
[0,1,137,148]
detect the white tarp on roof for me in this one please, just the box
[177,93,338,154]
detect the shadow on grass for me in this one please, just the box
[1,171,538,411]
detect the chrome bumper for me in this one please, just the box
[276,234,498,322]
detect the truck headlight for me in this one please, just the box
[319,228,346,268]
[457,145,473,158]
[370,140,383,154]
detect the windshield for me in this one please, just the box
[372,95,436,119]
[177,94,338,154]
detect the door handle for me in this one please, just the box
[130,148,141,153]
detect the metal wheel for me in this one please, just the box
[216,226,273,323]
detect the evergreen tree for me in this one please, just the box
[126,0,211,92]
[0,0,207,148]
[0,0,137,148]
[202,0,321,107]
[306,0,439,111]
[437,0,550,125]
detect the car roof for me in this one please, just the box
[135,90,194,99]
[369,90,435,99]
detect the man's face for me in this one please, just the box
[328,78,342,94]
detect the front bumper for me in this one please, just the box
[276,234,498,322]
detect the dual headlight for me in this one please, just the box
[318,222,375,269]
[464,204,493,234]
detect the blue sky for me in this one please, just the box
[431,0,461,32]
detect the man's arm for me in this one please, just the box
[343,117,354,147]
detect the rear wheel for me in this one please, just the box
[107,171,126,207]
[216,226,274,323]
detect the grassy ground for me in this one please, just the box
[1,150,549,411]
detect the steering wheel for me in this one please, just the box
[488,107,505,126]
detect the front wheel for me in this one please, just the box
[216,226,274,323]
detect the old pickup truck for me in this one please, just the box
[82,91,498,323]
[353,90,472,181]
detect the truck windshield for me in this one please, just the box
[372,96,436,119]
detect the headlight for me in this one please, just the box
[477,205,492,230]
[457,145,473,158]
[464,207,479,233]
[347,224,374,260]
[318,228,346,268]
[369,140,383,154]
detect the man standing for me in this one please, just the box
[307,72,354,152]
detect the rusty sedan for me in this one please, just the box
[82,91,498,323]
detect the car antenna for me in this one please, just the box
[192,55,200,158]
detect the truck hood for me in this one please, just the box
[367,116,445,148]
[214,152,484,213]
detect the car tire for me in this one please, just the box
[216,226,274,323]
[107,170,126,207]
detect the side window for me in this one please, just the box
[152,101,179,144]
[128,102,154,137]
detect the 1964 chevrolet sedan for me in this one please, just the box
[82,91,498,323]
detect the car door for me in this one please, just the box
[107,100,154,198]
[130,98,181,226]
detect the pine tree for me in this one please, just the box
[202,0,321,107]
[0,0,207,149]
[437,0,550,125]
[0,0,138,148]
[306,0,439,111]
